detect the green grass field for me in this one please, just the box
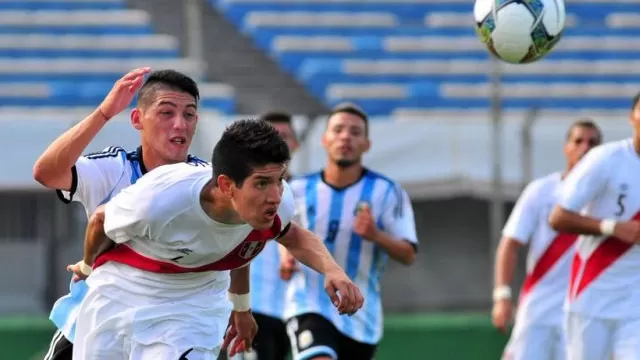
[0,313,509,359]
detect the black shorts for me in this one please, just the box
[218,312,290,360]
[43,330,73,360]
[287,313,376,360]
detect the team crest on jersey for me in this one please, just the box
[237,241,265,259]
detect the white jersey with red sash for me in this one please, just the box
[502,172,578,327]
[559,139,640,319]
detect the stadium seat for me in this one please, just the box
[0,1,237,113]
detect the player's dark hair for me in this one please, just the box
[632,92,640,110]
[566,119,602,145]
[137,69,200,108]
[328,102,369,135]
[259,111,296,138]
[212,119,290,186]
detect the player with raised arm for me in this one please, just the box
[493,121,602,360]
[281,103,418,360]
[549,95,640,360]
[229,112,300,360]
[67,119,364,360]
[33,68,208,360]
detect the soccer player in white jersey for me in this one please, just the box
[492,120,602,360]
[282,103,418,360]
[67,119,364,360]
[33,68,207,360]
[549,96,640,360]
[232,112,300,360]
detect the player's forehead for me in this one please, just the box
[568,126,599,141]
[327,112,365,130]
[271,122,295,137]
[247,163,287,179]
[149,89,197,109]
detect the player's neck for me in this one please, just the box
[199,181,245,225]
[323,162,364,189]
[633,135,640,155]
[140,144,185,172]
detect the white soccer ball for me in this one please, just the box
[474,0,565,64]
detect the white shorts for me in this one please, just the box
[73,288,230,360]
[566,312,640,360]
[503,322,565,360]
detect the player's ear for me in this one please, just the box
[217,174,234,198]
[130,108,143,130]
[363,138,371,153]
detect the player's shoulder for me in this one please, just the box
[83,146,127,163]
[526,172,562,194]
[144,162,211,183]
[585,139,630,163]
[365,168,400,187]
[289,171,322,191]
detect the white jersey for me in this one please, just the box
[559,139,640,319]
[90,162,296,307]
[502,172,577,327]
[285,169,418,345]
[49,146,207,342]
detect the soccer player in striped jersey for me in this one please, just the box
[550,95,640,360]
[33,68,207,360]
[282,103,418,360]
[492,120,602,360]
[67,119,364,360]
[231,112,299,360]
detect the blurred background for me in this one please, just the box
[0,0,636,358]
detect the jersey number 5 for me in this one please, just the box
[616,193,626,217]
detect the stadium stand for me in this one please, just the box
[211,0,640,116]
[0,0,235,113]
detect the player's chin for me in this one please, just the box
[250,216,275,230]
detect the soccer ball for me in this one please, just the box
[474,0,565,64]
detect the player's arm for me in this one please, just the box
[82,205,114,266]
[33,67,149,191]
[366,186,418,265]
[492,182,539,331]
[277,223,364,315]
[549,147,618,236]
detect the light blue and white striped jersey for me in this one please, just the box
[49,146,207,342]
[284,169,418,345]
[250,240,289,319]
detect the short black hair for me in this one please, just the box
[212,119,291,186]
[632,92,640,110]
[566,119,602,144]
[137,69,200,108]
[328,102,369,135]
[259,111,296,139]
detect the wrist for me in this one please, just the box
[78,261,92,276]
[96,106,110,122]
[492,285,512,302]
[228,292,251,312]
[599,219,617,236]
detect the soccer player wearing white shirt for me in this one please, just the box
[32,68,207,360]
[550,95,640,360]
[492,121,602,360]
[281,103,418,360]
[67,119,364,360]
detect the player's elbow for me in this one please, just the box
[32,160,52,187]
[399,243,417,266]
[88,206,106,231]
[548,206,569,232]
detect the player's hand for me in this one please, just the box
[491,299,513,333]
[613,220,640,244]
[353,203,379,242]
[279,249,298,280]
[323,269,364,316]
[221,310,258,357]
[99,67,151,120]
[66,261,89,282]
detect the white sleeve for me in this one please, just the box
[103,172,161,244]
[559,147,612,212]
[381,185,418,246]
[277,181,296,234]
[57,146,126,213]
[502,181,541,244]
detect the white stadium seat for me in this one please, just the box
[199,83,236,99]
[424,12,578,28]
[0,10,151,26]
[244,11,398,28]
[440,82,640,99]
[326,83,407,99]
[606,13,640,28]
[0,34,177,50]
[272,36,353,52]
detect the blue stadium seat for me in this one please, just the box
[0,1,237,114]
[211,0,640,115]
